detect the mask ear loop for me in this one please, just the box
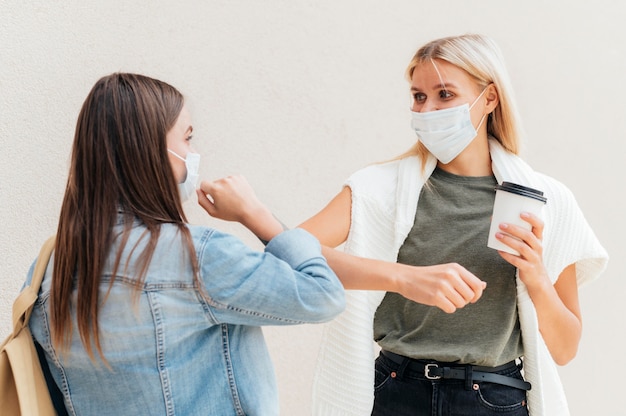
[469,87,488,110]
[168,148,186,162]
[475,113,487,132]
[430,58,448,95]
[409,58,449,110]
[469,86,490,132]
[409,58,448,111]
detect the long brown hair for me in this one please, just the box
[51,73,199,361]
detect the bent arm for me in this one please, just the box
[196,175,284,243]
[201,229,345,326]
[496,213,582,365]
[299,187,486,313]
[195,175,344,325]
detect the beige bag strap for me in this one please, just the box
[10,236,56,338]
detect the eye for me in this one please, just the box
[185,134,193,142]
[412,92,426,103]
[439,89,453,99]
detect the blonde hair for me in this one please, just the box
[400,34,523,161]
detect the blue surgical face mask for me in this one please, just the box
[168,149,201,202]
[410,88,487,164]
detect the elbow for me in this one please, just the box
[543,315,582,366]
[549,336,580,366]
[307,288,346,323]
[309,268,347,322]
[332,290,347,315]
[552,348,578,366]
[320,290,346,322]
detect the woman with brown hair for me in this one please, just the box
[26,72,345,415]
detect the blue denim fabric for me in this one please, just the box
[372,352,529,416]
[27,223,345,416]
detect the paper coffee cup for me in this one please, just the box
[487,181,547,256]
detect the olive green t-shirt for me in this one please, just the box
[373,167,523,366]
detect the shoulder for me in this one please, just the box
[347,159,401,184]
[346,157,420,197]
[533,172,609,285]
[532,172,584,229]
[533,172,577,207]
[185,224,243,254]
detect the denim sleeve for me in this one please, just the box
[197,228,345,326]
[21,259,36,289]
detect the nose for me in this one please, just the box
[413,99,437,113]
[419,99,439,113]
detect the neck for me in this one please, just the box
[437,134,492,176]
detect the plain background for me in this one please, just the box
[1,1,624,414]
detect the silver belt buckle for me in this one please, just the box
[424,363,441,380]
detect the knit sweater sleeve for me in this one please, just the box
[312,161,402,416]
[343,162,400,260]
[518,173,608,416]
[538,173,608,286]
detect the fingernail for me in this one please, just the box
[520,212,530,218]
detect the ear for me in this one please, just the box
[484,83,499,113]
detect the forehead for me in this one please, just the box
[176,105,191,125]
[410,59,477,91]
[171,105,192,132]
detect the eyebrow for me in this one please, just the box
[410,82,458,92]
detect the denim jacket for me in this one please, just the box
[27,222,345,416]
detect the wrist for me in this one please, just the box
[523,272,553,298]
[246,209,288,245]
[385,262,406,294]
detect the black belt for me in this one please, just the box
[381,350,531,391]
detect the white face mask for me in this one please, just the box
[410,89,487,164]
[168,149,201,202]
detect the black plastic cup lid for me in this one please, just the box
[495,181,547,203]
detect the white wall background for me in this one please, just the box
[1,1,624,414]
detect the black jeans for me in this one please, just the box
[372,352,529,416]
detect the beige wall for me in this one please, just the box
[1,1,624,414]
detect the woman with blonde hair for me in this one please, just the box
[301,34,608,415]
